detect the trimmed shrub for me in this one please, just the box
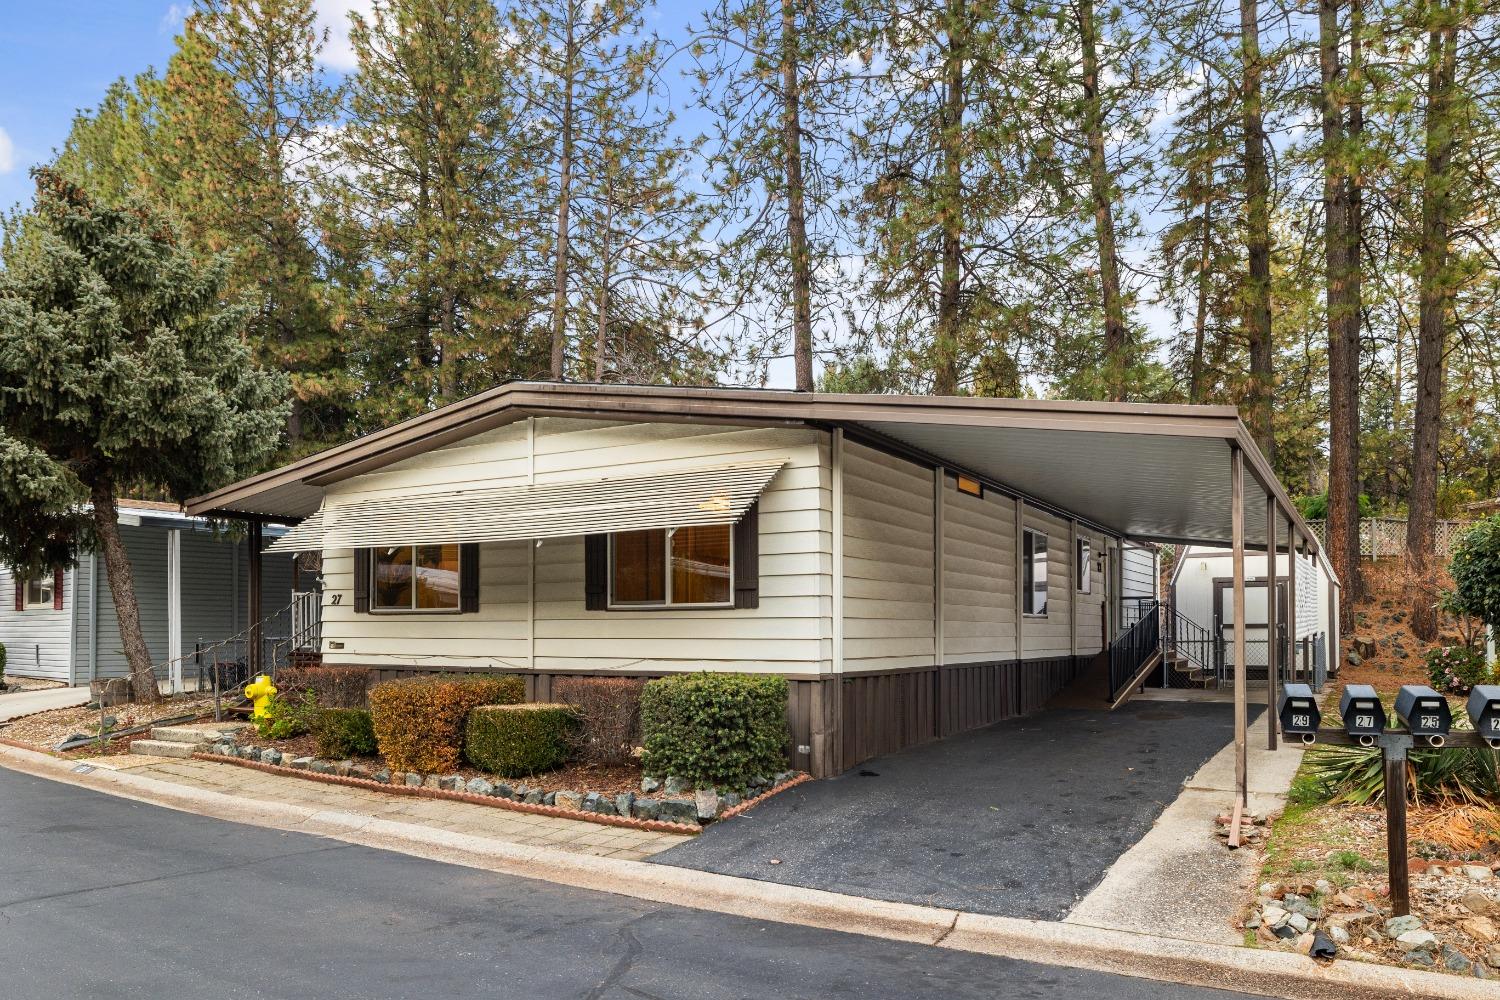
[0,641,6,687]
[370,675,523,773]
[256,691,313,741]
[275,665,372,709]
[640,673,788,788]
[465,703,577,775]
[552,676,644,765]
[312,707,378,758]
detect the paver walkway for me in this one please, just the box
[86,755,689,861]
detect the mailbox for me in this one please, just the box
[1394,685,1451,747]
[1339,684,1385,746]
[1279,683,1321,744]
[1468,685,1500,749]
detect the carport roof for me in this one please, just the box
[185,382,1333,580]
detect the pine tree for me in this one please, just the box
[0,171,288,701]
[691,0,852,390]
[334,0,545,427]
[159,0,345,452]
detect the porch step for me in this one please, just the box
[129,738,200,759]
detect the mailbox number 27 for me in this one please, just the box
[1355,715,1375,729]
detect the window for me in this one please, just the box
[610,524,733,608]
[24,575,54,609]
[1023,529,1048,616]
[371,544,461,612]
[1077,538,1092,594]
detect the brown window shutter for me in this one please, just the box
[53,568,64,610]
[584,535,608,611]
[13,576,22,612]
[353,548,371,613]
[733,502,760,609]
[459,543,480,613]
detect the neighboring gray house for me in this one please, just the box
[0,500,294,689]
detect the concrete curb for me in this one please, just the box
[0,742,1487,1000]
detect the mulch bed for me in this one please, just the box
[1,695,219,754]
[227,727,645,795]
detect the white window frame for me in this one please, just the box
[1023,529,1049,618]
[368,545,464,615]
[608,525,735,610]
[1077,538,1092,595]
[24,574,55,610]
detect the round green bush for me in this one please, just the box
[312,707,378,758]
[465,703,576,775]
[640,672,788,789]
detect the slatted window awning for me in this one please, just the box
[265,459,786,553]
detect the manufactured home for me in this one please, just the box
[0,500,295,689]
[187,383,1336,789]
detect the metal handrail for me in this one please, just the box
[1109,600,1161,701]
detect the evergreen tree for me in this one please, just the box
[334,0,545,428]
[0,171,289,701]
[159,0,346,451]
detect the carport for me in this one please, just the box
[653,699,1254,920]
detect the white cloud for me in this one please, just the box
[0,128,15,175]
[160,3,189,34]
[316,0,375,72]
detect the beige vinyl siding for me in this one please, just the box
[940,480,1017,663]
[1074,527,1107,655]
[841,440,936,671]
[319,418,831,674]
[0,566,73,681]
[1021,509,1074,658]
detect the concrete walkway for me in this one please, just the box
[0,685,89,722]
[1065,709,1304,944]
[86,754,689,861]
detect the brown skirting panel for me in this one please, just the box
[841,656,1087,773]
[346,657,1087,780]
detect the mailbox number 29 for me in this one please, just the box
[1291,714,1311,728]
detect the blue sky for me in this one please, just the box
[0,3,180,211]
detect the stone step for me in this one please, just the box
[149,723,249,744]
[129,739,199,758]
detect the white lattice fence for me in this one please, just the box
[1305,518,1471,559]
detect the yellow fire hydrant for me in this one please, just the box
[244,674,277,720]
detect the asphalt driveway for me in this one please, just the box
[654,700,1252,920]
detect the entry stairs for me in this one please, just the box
[130,722,249,759]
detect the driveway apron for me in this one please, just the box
[653,701,1253,920]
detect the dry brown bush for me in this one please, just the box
[551,676,644,766]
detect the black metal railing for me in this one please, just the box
[1109,599,1161,701]
[1160,603,1216,688]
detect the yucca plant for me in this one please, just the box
[1303,743,1500,806]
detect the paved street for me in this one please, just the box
[0,766,1257,1000]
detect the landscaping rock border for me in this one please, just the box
[192,745,810,835]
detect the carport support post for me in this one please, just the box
[1230,446,1248,809]
[1264,496,1278,752]
[248,520,263,675]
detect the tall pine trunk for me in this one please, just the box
[90,485,159,703]
[1239,0,1275,460]
[549,9,577,381]
[1323,0,1362,630]
[1078,0,1128,401]
[1408,9,1457,641]
[781,0,814,393]
[933,0,965,397]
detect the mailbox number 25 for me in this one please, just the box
[1420,714,1441,729]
